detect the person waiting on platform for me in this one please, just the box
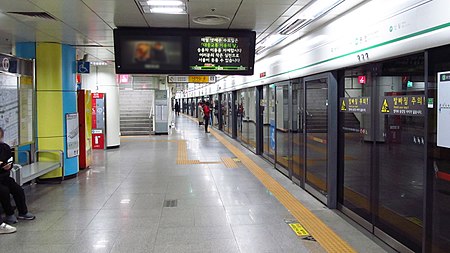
[198,102,204,126]
[203,102,211,133]
[0,128,35,225]
[174,101,180,116]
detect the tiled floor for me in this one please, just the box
[0,116,391,253]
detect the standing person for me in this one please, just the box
[174,101,180,116]
[197,102,204,126]
[203,102,211,133]
[0,128,35,225]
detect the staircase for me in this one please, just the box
[120,90,154,136]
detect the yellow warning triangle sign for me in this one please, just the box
[381,99,390,113]
[341,100,347,111]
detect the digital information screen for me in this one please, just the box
[114,29,256,75]
[189,36,252,73]
[116,34,183,74]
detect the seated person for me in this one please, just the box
[0,128,35,224]
[0,217,16,234]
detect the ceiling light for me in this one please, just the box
[149,7,186,14]
[299,0,345,20]
[262,35,287,47]
[276,0,345,36]
[147,0,184,6]
[91,61,108,66]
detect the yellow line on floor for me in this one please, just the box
[208,127,357,253]
[221,157,239,168]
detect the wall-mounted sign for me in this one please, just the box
[340,97,371,113]
[65,113,80,158]
[437,72,450,148]
[0,74,19,147]
[167,75,215,83]
[358,75,367,84]
[118,74,130,84]
[77,61,90,74]
[260,72,267,78]
[380,95,425,116]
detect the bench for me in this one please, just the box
[11,150,64,186]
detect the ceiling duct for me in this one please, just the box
[278,18,309,35]
[7,12,57,21]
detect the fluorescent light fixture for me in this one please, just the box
[150,7,186,14]
[91,61,108,66]
[261,34,287,48]
[299,0,345,20]
[147,0,184,6]
[278,0,345,35]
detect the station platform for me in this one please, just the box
[0,116,392,253]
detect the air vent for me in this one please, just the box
[7,12,57,20]
[278,19,309,35]
[163,199,178,208]
[192,15,230,26]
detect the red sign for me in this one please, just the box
[358,76,367,84]
[260,72,266,78]
[118,74,130,84]
[92,95,97,129]
[76,74,81,84]
[92,133,105,149]
[92,93,104,99]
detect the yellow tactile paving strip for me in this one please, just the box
[208,128,357,253]
[122,138,223,165]
[221,157,239,168]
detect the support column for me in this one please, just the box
[17,42,79,178]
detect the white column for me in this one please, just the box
[82,65,121,148]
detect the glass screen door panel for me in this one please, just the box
[224,93,232,135]
[263,85,276,161]
[276,84,291,171]
[237,90,245,142]
[340,68,373,222]
[246,88,257,150]
[305,78,329,195]
[374,54,425,252]
[292,80,305,184]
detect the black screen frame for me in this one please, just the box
[114,28,256,76]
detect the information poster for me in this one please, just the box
[0,74,19,146]
[19,76,34,144]
[66,113,80,158]
[437,72,450,148]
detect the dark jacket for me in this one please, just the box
[0,142,13,180]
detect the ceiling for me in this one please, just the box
[0,0,315,62]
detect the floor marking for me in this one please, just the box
[122,138,223,165]
[207,127,357,253]
[221,157,239,168]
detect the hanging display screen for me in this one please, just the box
[189,34,254,74]
[114,30,184,73]
[114,28,256,75]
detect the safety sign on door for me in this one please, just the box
[437,72,450,148]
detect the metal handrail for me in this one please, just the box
[12,150,31,165]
